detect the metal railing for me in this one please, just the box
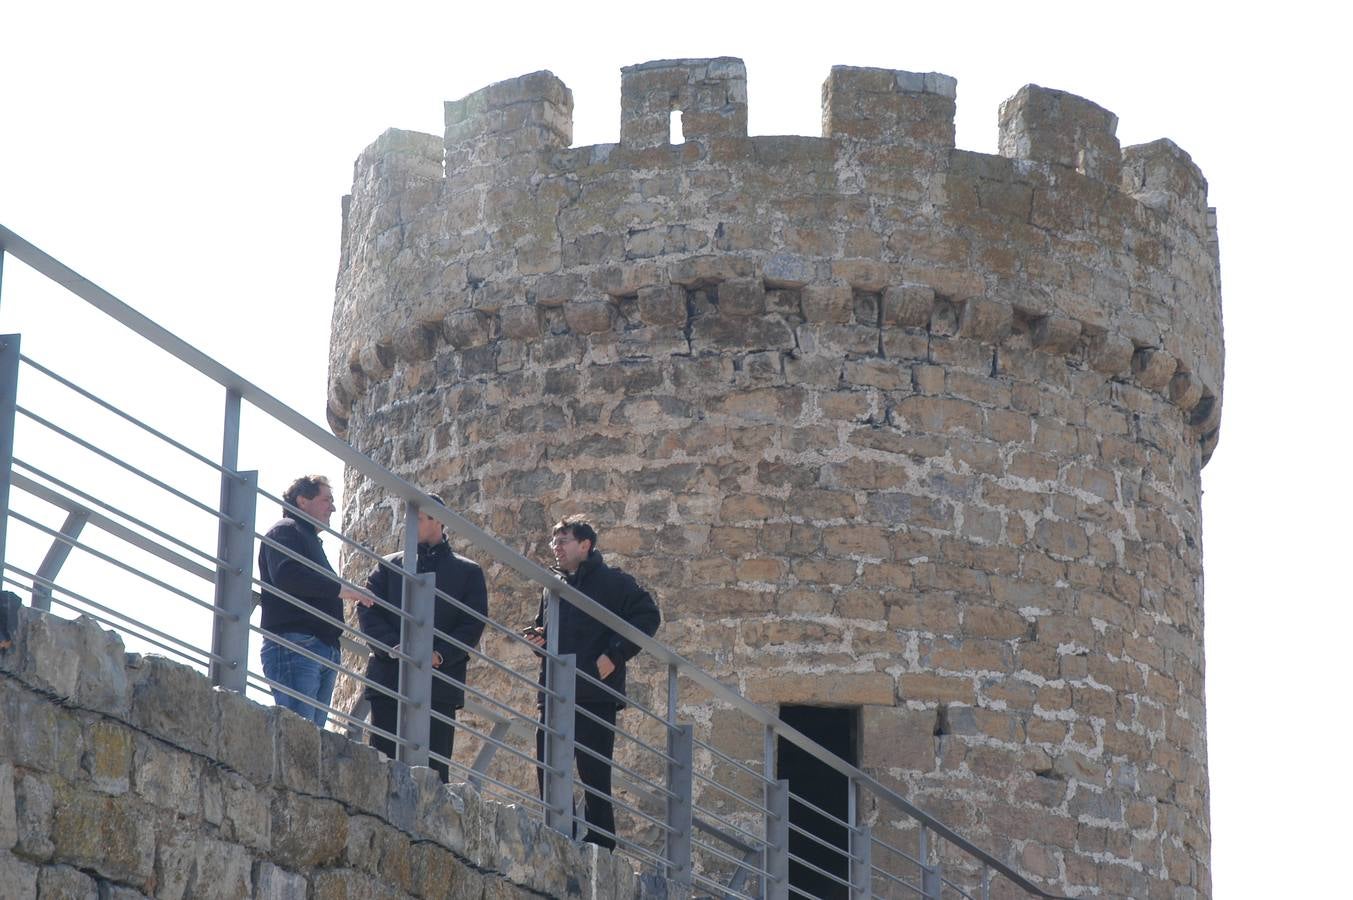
[0,223,1067,900]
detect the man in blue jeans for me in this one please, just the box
[258,474,364,726]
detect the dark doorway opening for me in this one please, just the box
[777,706,858,900]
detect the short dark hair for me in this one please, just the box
[283,475,331,508]
[552,514,597,550]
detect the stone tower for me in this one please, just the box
[328,59,1221,899]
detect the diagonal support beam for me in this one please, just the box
[31,508,89,612]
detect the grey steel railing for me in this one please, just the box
[0,223,1068,899]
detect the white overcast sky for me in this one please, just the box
[2,2,1347,896]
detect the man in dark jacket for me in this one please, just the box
[259,474,363,727]
[526,515,660,850]
[358,498,488,783]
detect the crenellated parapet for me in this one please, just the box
[620,57,747,149]
[822,65,957,151]
[330,63,1222,460]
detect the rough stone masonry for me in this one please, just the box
[328,58,1222,899]
[0,606,668,899]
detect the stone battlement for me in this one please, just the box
[329,58,1222,899]
[330,59,1222,464]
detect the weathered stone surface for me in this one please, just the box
[881,283,935,328]
[128,657,218,758]
[1088,332,1134,375]
[959,296,1013,342]
[219,770,270,850]
[1169,370,1204,411]
[270,793,348,869]
[762,251,815,289]
[413,776,467,853]
[132,733,199,817]
[272,707,322,796]
[39,863,98,899]
[216,686,274,785]
[636,285,686,326]
[0,763,16,850]
[82,720,133,795]
[321,728,388,818]
[310,868,408,900]
[745,672,896,706]
[155,829,252,900]
[50,789,155,887]
[667,254,753,287]
[564,299,615,334]
[861,706,938,771]
[3,614,130,719]
[0,679,82,782]
[801,283,853,323]
[12,772,54,861]
[316,57,1225,900]
[3,607,643,900]
[1031,315,1082,353]
[254,861,308,900]
[999,84,1121,183]
[715,279,765,317]
[1132,347,1177,391]
[0,850,38,898]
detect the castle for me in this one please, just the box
[328,58,1221,898]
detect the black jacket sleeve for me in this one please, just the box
[357,556,402,653]
[262,522,341,606]
[435,563,488,661]
[606,574,660,663]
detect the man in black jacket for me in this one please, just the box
[358,497,488,782]
[526,515,660,850]
[258,474,364,727]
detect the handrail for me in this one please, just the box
[0,224,1066,898]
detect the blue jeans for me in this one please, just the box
[261,632,340,727]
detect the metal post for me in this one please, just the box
[397,501,434,769]
[851,823,872,900]
[542,653,576,835]
[210,386,257,692]
[927,860,943,899]
[848,776,872,900]
[30,509,88,611]
[763,722,789,900]
[0,335,19,578]
[663,664,692,880]
[665,723,693,883]
[542,587,576,835]
[920,825,942,899]
[766,777,790,900]
[667,662,678,721]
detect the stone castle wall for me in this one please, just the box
[0,607,660,900]
[327,58,1222,899]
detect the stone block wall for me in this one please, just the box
[0,607,665,900]
[328,59,1222,899]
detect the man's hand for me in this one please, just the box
[522,625,546,648]
[342,587,374,607]
[596,654,616,680]
[432,650,443,668]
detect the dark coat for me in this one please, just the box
[536,550,660,708]
[358,539,488,709]
[258,515,343,646]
